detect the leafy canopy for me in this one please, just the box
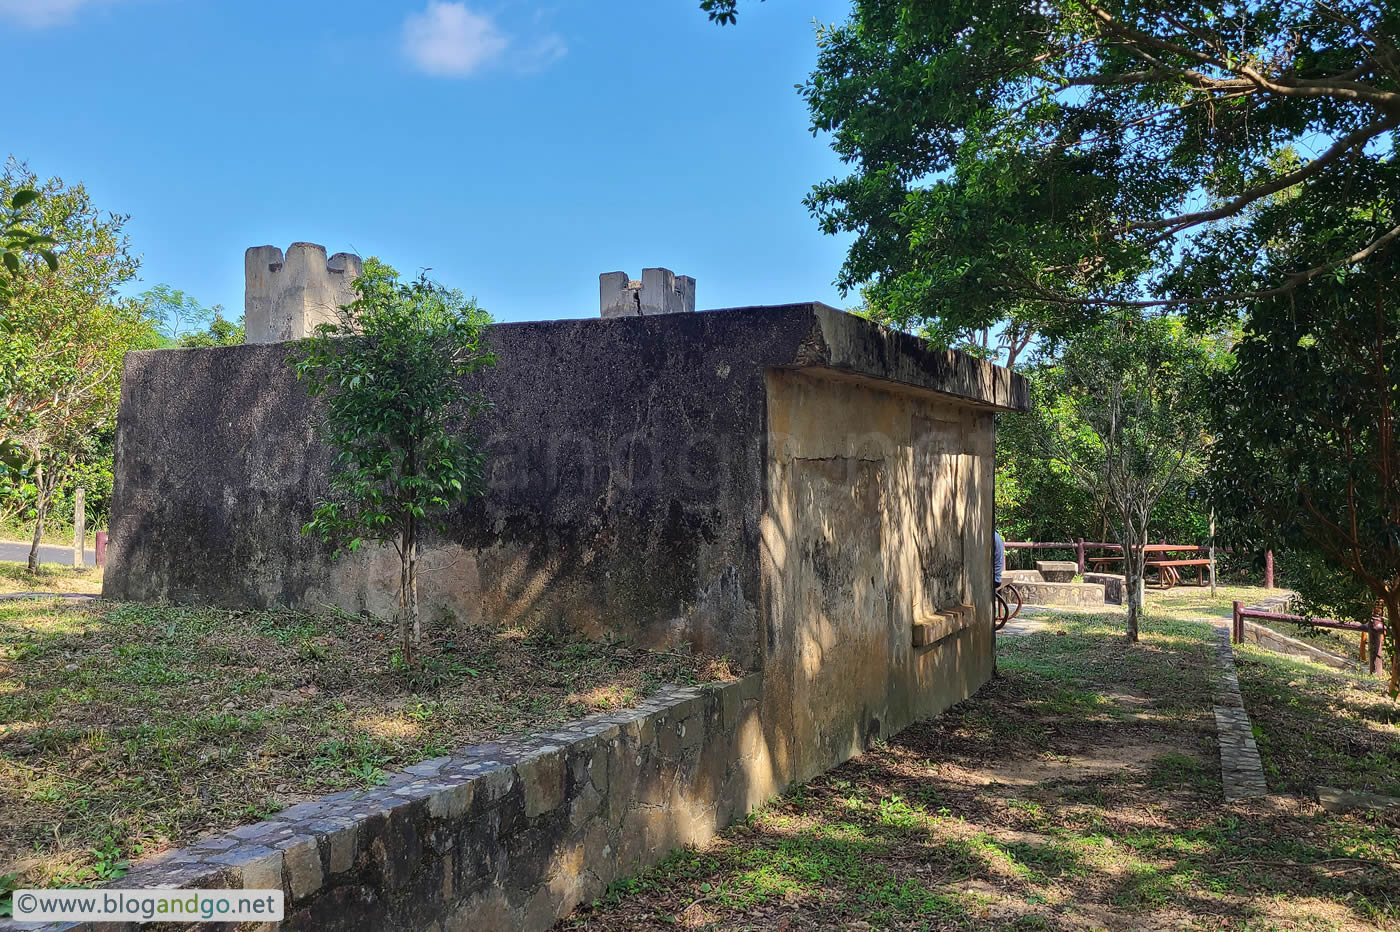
[293,258,496,558]
[1211,259,1400,690]
[802,0,1400,343]
[138,283,240,345]
[0,160,155,568]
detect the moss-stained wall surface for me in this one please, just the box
[761,369,995,785]
[106,303,1025,678]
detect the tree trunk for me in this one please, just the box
[408,515,420,663]
[398,516,420,670]
[27,460,49,573]
[398,534,413,671]
[1384,592,1399,696]
[1122,529,1146,642]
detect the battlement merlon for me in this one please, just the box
[244,242,362,344]
[599,268,695,318]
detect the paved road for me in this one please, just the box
[0,540,96,567]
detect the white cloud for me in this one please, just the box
[400,1,565,78]
[401,2,509,77]
[0,0,116,28]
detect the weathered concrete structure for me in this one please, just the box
[97,245,1028,929]
[1035,560,1077,583]
[1083,571,1125,605]
[1005,568,1110,607]
[245,243,362,343]
[599,267,696,317]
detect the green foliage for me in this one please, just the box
[801,1,1400,345]
[0,428,114,532]
[137,283,241,345]
[175,309,244,348]
[1211,261,1400,691]
[0,159,156,568]
[698,0,755,25]
[1028,314,1227,637]
[292,258,495,667]
[0,188,57,307]
[998,374,1214,551]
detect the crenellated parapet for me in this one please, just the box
[245,242,362,343]
[599,268,695,318]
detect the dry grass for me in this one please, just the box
[0,598,736,890]
[0,562,103,596]
[1238,643,1400,798]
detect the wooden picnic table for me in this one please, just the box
[1145,558,1211,589]
[1087,546,1210,589]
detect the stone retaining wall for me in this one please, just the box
[7,676,775,932]
[1015,581,1105,607]
[1082,572,1124,605]
[1241,620,1356,671]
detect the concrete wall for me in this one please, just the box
[106,303,1026,674]
[92,302,1028,930]
[760,369,995,784]
[1241,620,1357,671]
[1082,572,1124,605]
[1014,580,1106,607]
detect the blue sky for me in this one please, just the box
[3,0,856,323]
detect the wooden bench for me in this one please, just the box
[1145,558,1211,589]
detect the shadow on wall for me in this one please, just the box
[757,368,995,790]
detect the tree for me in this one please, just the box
[176,309,244,348]
[293,259,496,670]
[1033,314,1224,640]
[1211,263,1400,693]
[801,0,1400,342]
[139,283,217,343]
[0,160,153,571]
[996,364,1212,549]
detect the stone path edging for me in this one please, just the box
[1210,623,1270,801]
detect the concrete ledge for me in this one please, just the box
[1318,785,1400,812]
[1003,569,1043,584]
[913,604,974,647]
[1035,561,1077,583]
[6,677,777,932]
[1082,572,1124,605]
[1016,581,1105,607]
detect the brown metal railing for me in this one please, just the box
[1232,600,1387,676]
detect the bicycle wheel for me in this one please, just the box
[994,591,1009,630]
[1003,583,1023,622]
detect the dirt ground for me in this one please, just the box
[561,604,1400,931]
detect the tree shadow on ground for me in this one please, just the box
[1236,644,1400,798]
[563,615,1400,931]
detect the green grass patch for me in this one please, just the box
[1235,644,1400,797]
